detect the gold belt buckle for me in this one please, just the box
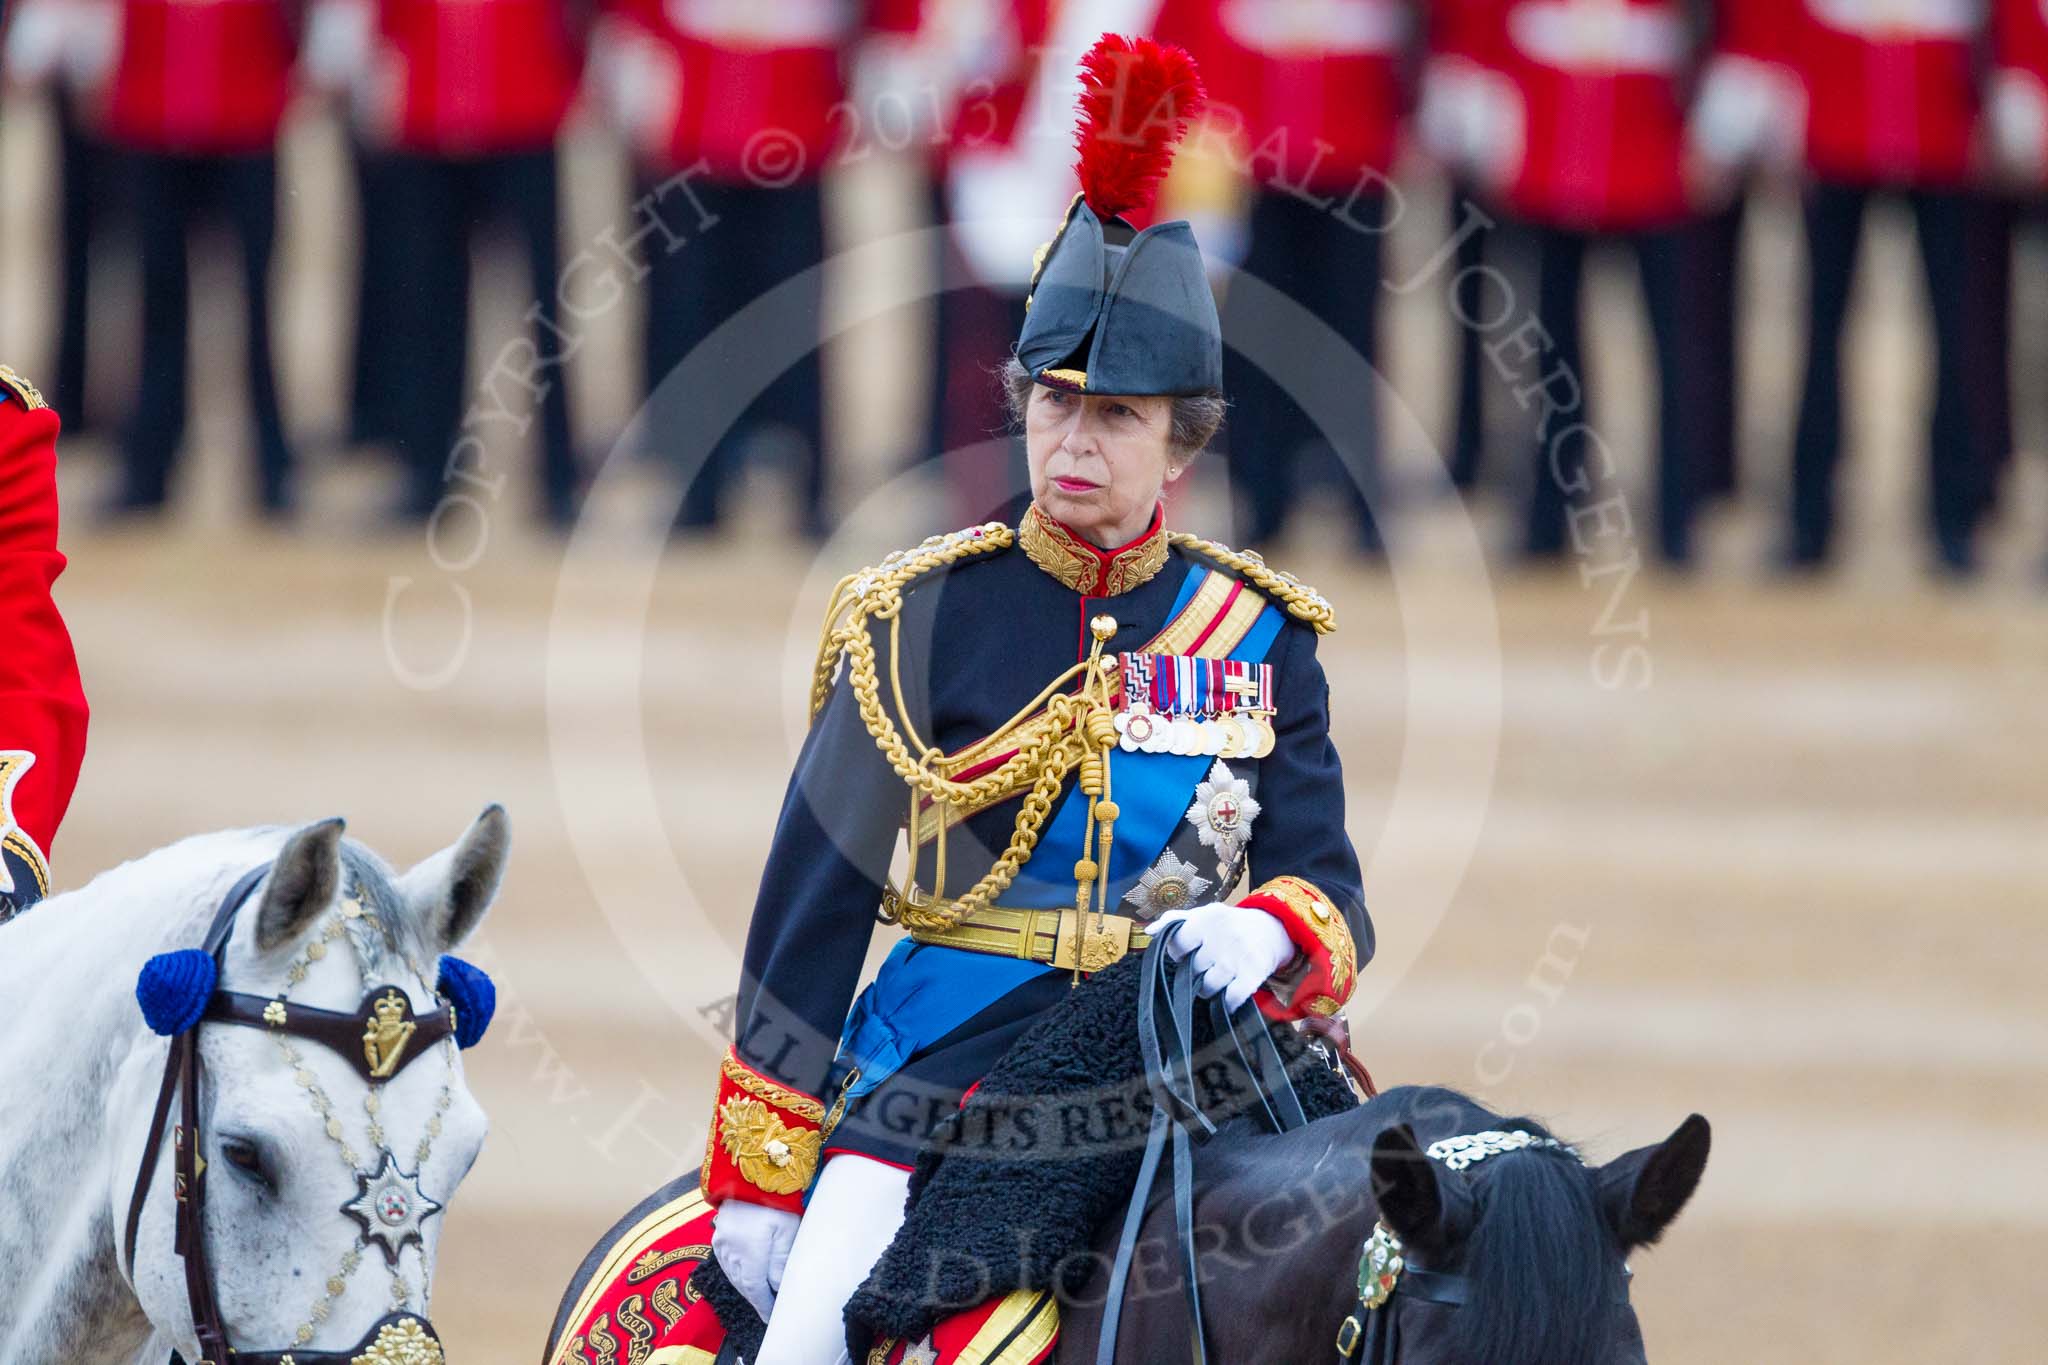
[1052,911,1133,973]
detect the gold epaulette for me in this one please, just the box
[0,365,48,411]
[808,522,1014,722]
[1167,532,1336,635]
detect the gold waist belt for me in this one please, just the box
[904,902,1155,973]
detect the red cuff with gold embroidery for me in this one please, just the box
[699,1048,826,1213]
[1238,876,1357,1022]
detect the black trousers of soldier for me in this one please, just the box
[1792,183,2002,570]
[645,178,825,536]
[53,83,111,434]
[381,148,579,525]
[1222,188,1384,551]
[1447,178,1489,490]
[1694,193,1746,501]
[1519,221,1703,566]
[346,139,400,448]
[121,150,291,512]
[935,284,1030,528]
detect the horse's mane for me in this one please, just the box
[336,842,422,976]
[1369,1086,1615,1365]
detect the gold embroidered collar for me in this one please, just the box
[1019,502,1170,597]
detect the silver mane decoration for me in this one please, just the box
[1425,1129,1578,1172]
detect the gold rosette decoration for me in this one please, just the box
[699,1048,826,1211]
[353,1316,444,1365]
[716,1095,821,1196]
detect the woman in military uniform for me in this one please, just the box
[696,37,1371,1365]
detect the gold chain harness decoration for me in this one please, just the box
[267,885,462,1341]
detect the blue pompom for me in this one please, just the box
[136,950,218,1036]
[437,956,495,1048]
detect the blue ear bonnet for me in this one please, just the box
[435,956,495,1048]
[136,950,218,1036]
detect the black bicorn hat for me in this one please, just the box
[1013,35,1221,398]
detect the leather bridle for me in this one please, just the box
[123,868,459,1365]
[1332,1222,1632,1364]
[1330,1145,1634,1363]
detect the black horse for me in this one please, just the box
[544,1083,1708,1365]
[1053,1085,1710,1364]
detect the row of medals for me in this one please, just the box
[1116,703,1277,759]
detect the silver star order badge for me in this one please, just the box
[342,1153,444,1266]
[901,1336,940,1365]
[1184,760,1260,866]
[1125,849,1213,920]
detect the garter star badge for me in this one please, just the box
[343,1153,444,1265]
[1185,759,1260,866]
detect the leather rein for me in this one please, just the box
[122,868,457,1365]
[1093,933,1324,1365]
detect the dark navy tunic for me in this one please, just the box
[730,525,1370,1167]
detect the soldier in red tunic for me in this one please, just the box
[849,0,1057,524]
[1988,0,2048,547]
[1470,0,1709,566]
[589,0,857,537]
[1776,0,2001,574]
[102,0,299,516]
[1156,0,1408,552]
[1686,0,1809,507]
[3,0,120,434]
[1418,0,1504,491]
[366,0,586,525]
[0,368,90,923]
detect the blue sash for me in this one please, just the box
[836,565,1285,1099]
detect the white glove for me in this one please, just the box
[1151,901,1296,1013]
[711,1198,800,1322]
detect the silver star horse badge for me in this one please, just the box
[343,1152,445,1265]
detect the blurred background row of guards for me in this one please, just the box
[4,0,2048,577]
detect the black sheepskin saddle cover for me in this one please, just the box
[840,953,1359,1351]
[684,954,1358,1358]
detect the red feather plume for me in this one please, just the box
[1072,34,1206,222]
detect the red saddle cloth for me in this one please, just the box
[548,1186,1056,1365]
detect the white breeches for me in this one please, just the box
[755,1153,913,1365]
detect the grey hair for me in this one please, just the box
[998,356,1226,463]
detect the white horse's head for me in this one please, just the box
[116,808,509,1361]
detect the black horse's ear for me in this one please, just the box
[1371,1124,1450,1256]
[1596,1114,1711,1250]
[256,818,346,953]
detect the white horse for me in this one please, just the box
[0,808,510,1363]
